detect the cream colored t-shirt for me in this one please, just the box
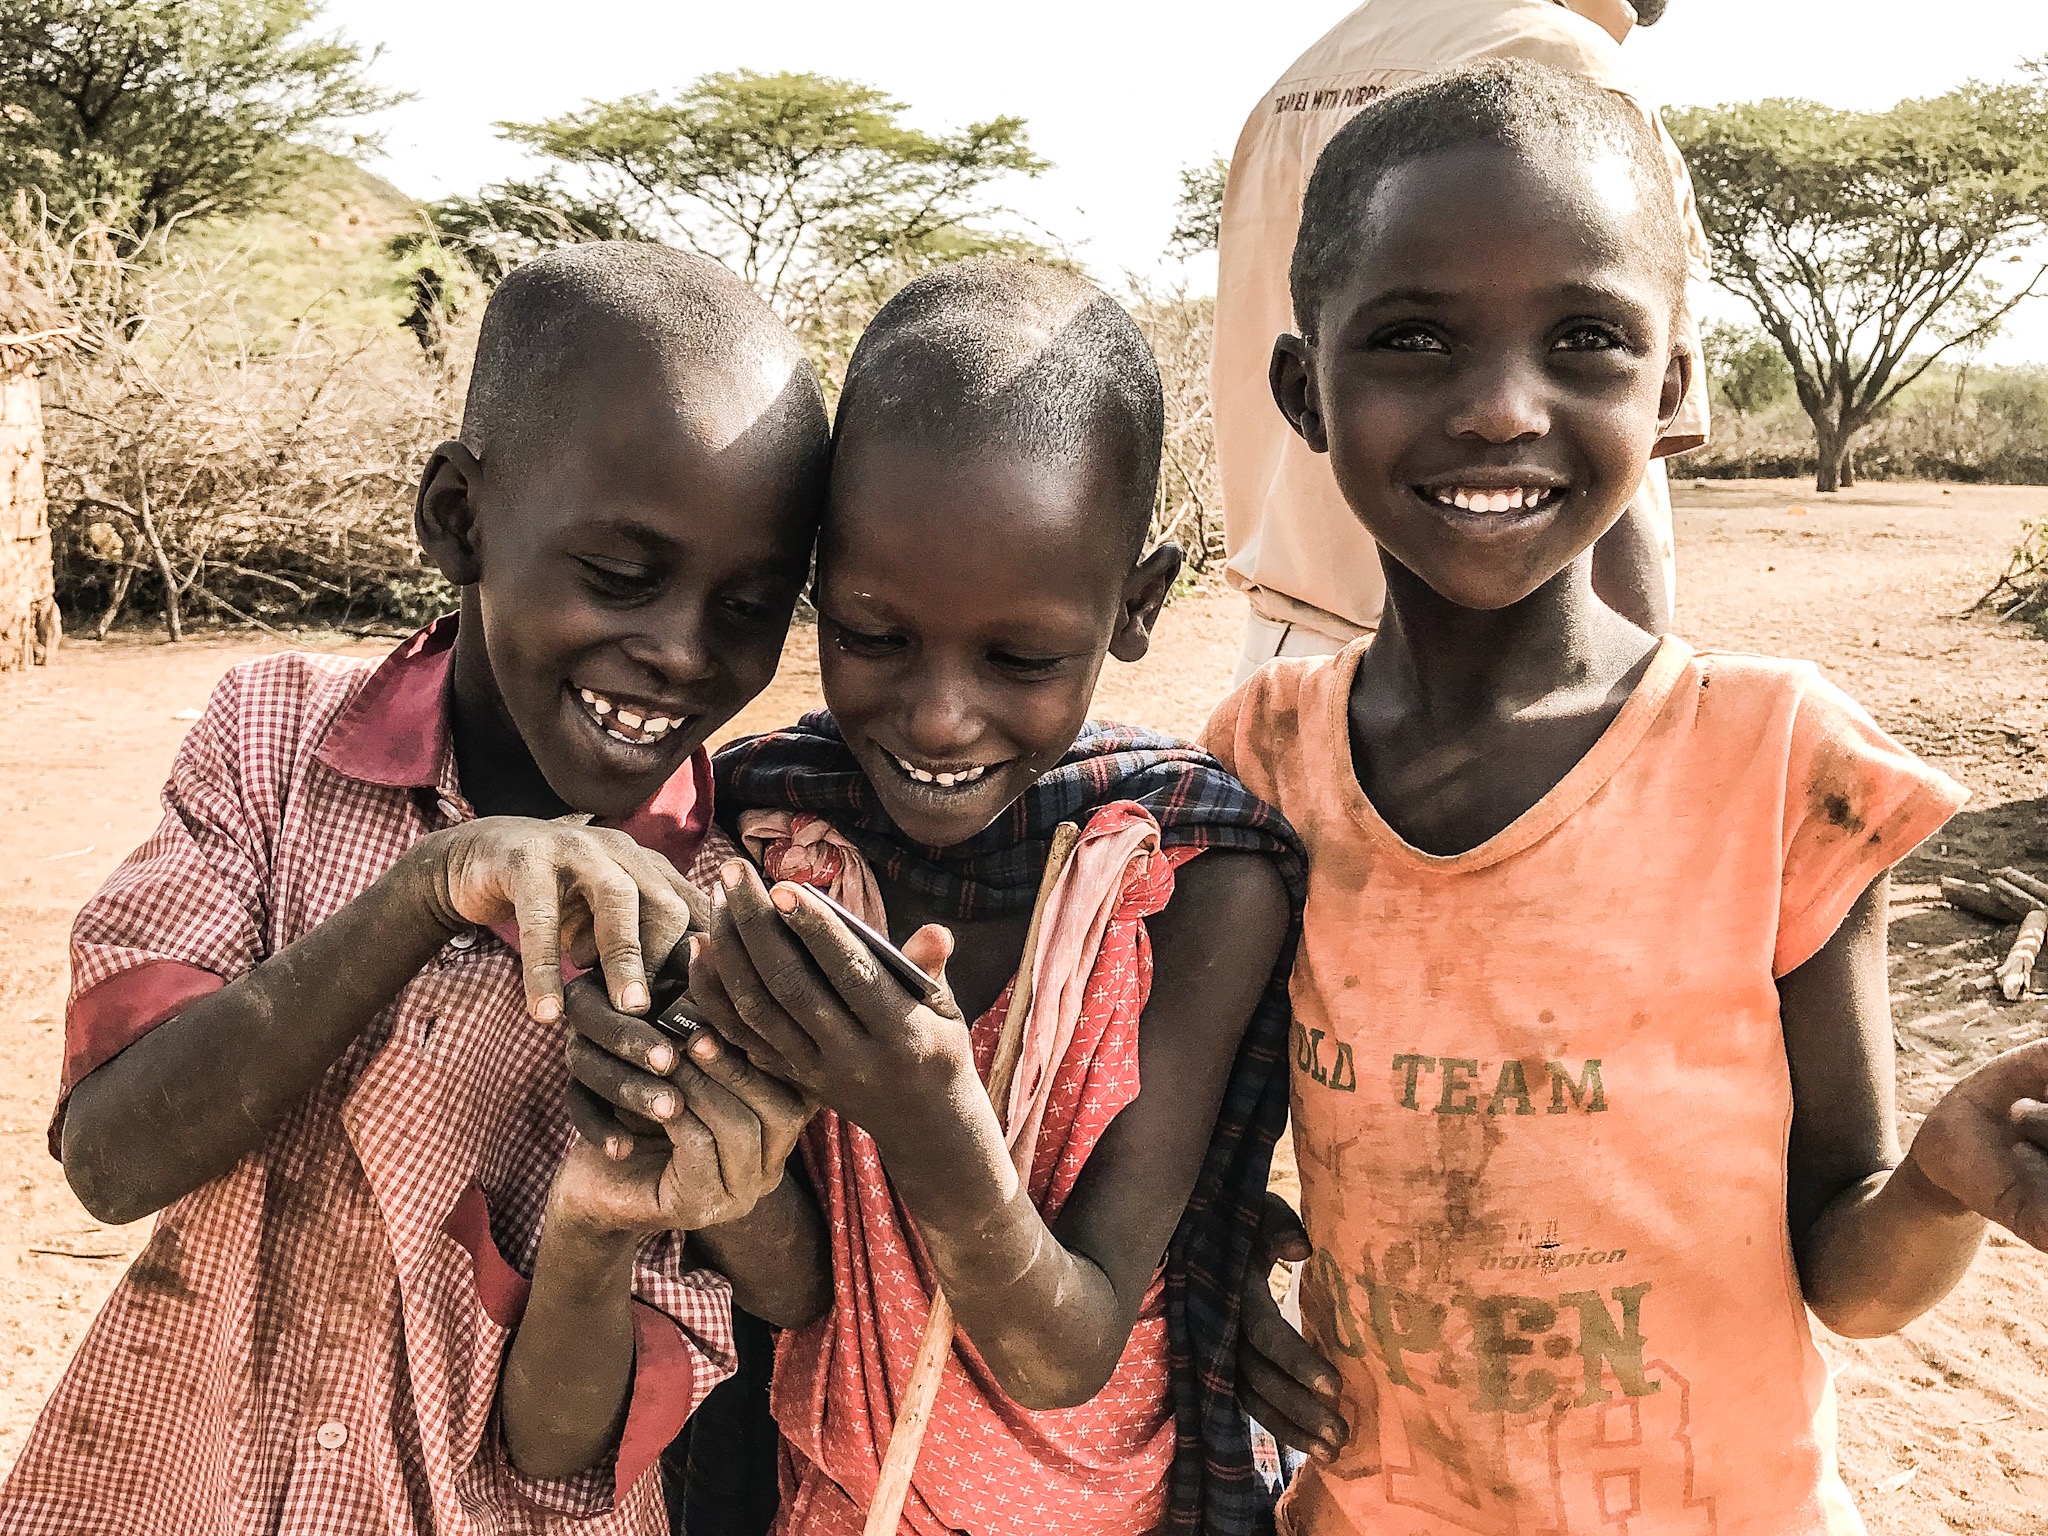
[1212,0,1712,639]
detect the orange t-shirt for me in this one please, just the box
[1203,637,1966,1536]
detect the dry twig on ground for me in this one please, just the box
[1976,521,2048,636]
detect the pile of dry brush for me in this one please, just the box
[15,216,1227,643]
[1130,287,1225,574]
[14,213,470,640]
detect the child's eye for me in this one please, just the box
[1370,324,1450,355]
[575,556,659,601]
[826,619,906,659]
[990,650,1070,679]
[1553,322,1629,354]
[718,593,779,627]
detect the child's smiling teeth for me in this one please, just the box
[888,749,990,789]
[578,687,680,746]
[1434,486,1561,513]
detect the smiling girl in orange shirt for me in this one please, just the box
[1208,59,2048,1536]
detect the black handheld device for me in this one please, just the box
[800,886,944,1003]
[649,886,943,1041]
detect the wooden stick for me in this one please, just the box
[1943,877,2030,923]
[1999,909,2047,1002]
[862,821,1083,1536]
[1992,867,2048,908]
[1992,878,2048,917]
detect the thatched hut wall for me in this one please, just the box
[0,249,73,671]
[1,356,61,669]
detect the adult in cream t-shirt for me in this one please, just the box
[1213,0,1712,683]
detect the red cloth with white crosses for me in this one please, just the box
[766,806,1197,1536]
[0,620,737,1536]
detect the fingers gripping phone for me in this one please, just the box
[801,886,943,1004]
[652,884,942,1041]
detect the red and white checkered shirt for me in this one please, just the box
[0,619,737,1536]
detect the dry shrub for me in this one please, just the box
[13,203,1232,644]
[1978,521,2048,636]
[9,210,465,639]
[1129,284,1223,572]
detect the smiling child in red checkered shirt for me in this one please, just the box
[0,244,834,1536]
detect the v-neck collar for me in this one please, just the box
[1327,634,1693,874]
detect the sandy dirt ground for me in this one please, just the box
[1,478,2044,1530]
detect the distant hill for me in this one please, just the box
[171,152,431,343]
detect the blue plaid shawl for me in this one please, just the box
[714,714,1304,1536]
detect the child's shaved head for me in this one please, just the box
[1291,60,1687,335]
[461,241,828,476]
[832,259,1164,557]
[419,240,830,819]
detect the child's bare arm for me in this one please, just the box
[62,821,697,1225]
[503,1015,815,1481]
[1784,875,1990,1335]
[696,851,1289,1410]
[502,1192,639,1483]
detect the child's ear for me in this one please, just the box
[1109,543,1183,663]
[416,440,484,586]
[1658,345,1692,435]
[1269,335,1330,454]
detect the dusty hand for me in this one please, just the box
[425,816,707,1024]
[1908,1038,2048,1249]
[1236,1192,1348,1463]
[688,860,972,1138]
[553,978,812,1238]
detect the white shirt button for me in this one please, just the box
[435,796,463,821]
[315,1421,348,1451]
[446,930,477,952]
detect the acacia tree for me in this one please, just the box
[450,71,1046,335]
[0,0,395,240]
[1668,73,2048,491]
[408,179,636,287]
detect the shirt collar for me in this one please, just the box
[315,614,712,869]
[317,615,459,791]
[1558,0,1636,44]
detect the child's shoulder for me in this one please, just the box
[204,647,381,723]
[179,648,385,780]
[1688,644,1826,691]
[1683,644,1885,739]
[1684,639,1965,841]
[1198,645,1359,801]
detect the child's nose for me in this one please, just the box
[901,681,984,757]
[619,617,718,685]
[1445,357,1550,444]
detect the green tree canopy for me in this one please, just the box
[1700,320,1793,414]
[0,0,397,239]
[447,70,1046,329]
[405,178,638,287]
[1667,71,2048,491]
[1167,155,1228,257]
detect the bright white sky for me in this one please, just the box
[332,0,2048,359]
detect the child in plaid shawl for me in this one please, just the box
[551,260,1305,1536]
